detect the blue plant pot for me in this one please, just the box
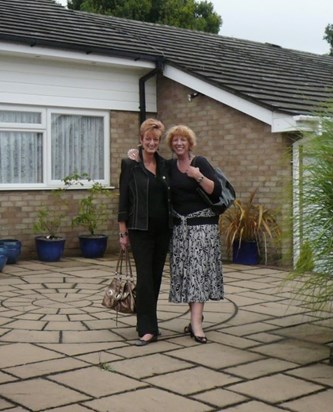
[232,240,259,265]
[35,236,65,262]
[79,235,108,258]
[0,239,21,264]
[0,254,7,272]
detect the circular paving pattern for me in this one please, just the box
[0,260,237,344]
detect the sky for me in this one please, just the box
[56,0,332,55]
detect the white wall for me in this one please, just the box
[0,54,157,112]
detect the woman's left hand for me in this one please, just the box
[186,165,202,181]
[187,166,214,195]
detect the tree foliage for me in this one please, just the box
[324,23,333,55]
[67,0,222,34]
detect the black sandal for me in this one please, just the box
[184,316,204,334]
[185,323,207,344]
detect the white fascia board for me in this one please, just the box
[164,65,300,133]
[0,41,155,69]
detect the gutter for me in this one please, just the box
[0,33,162,64]
[139,58,164,124]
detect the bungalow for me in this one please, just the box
[1,0,333,263]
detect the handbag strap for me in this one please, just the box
[115,248,134,281]
[115,249,124,276]
[124,248,134,280]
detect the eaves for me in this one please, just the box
[164,63,310,134]
[0,33,165,67]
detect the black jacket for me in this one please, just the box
[118,152,172,230]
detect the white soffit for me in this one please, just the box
[164,65,300,133]
[0,42,155,69]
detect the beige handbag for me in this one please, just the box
[102,249,136,314]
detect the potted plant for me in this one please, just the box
[0,239,22,264]
[220,190,281,265]
[33,189,67,262]
[63,173,112,258]
[0,253,7,272]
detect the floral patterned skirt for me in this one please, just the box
[169,208,224,303]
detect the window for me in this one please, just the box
[0,106,110,189]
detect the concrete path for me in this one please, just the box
[0,257,332,411]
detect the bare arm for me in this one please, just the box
[186,165,214,195]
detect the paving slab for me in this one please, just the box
[49,365,146,397]
[273,323,333,343]
[169,342,263,369]
[222,400,289,411]
[0,343,63,368]
[49,406,93,412]
[286,363,333,387]
[4,357,88,379]
[227,373,324,403]
[0,397,15,410]
[83,387,210,412]
[0,258,332,412]
[192,388,248,409]
[40,342,126,355]
[107,353,192,379]
[225,358,298,379]
[250,338,330,364]
[0,378,90,410]
[281,388,333,412]
[145,366,239,395]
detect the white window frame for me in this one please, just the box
[0,105,110,190]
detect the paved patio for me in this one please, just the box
[0,256,332,411]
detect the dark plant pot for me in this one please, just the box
[35,236,65,262]
[232,240,259,265]
[79,235,108,258]
[0,254,7,272]
[0,239,22,264]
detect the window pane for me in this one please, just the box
[51,114,105,180]
[0,131,43,183]
[0,111,41,124]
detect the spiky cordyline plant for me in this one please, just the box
[220,189,281,264]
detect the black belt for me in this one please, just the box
[173,216,218,226]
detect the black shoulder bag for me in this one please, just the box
[193,157,236,215]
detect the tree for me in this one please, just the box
[67,0,222,34]
[323,24,333,55]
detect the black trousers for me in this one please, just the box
[129,222,170,337]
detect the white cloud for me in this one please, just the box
[211,0,331,54]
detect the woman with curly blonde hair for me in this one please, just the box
[165,124,224,344]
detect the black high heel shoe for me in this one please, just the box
[184,323,207,344]
[184,315,204,334]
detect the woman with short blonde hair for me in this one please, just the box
[118,118,172,346]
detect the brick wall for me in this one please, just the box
[157,76,295,265]
[0,81,295,264]
[0,111,143,260]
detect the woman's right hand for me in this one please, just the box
[128,148,139,161]
[119,224,129,250]
[119,234,129,250]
